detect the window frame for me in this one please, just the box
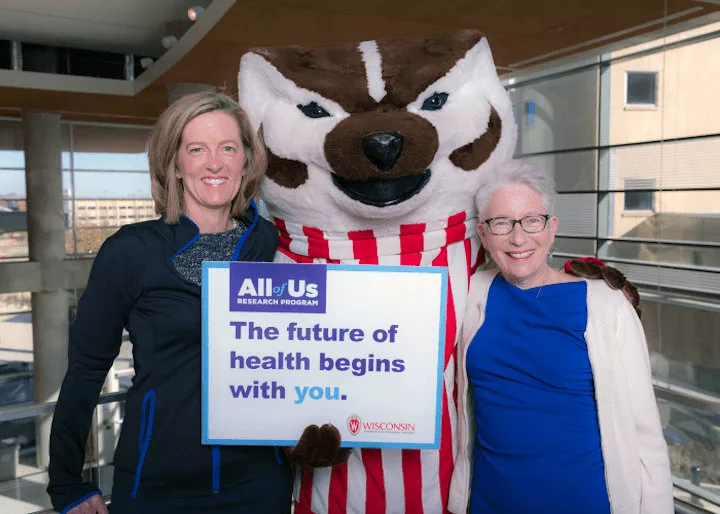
[624,70,659,107]
[623,178,656,212]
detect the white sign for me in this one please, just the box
[202,262,447,449]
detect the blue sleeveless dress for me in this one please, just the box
[467,274,610,514]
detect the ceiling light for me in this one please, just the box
[140,57,154,69]
[161,35,178,49]
[188,6,205,21]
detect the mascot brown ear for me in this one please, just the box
[284,423,352,469]
[564,258,642,319]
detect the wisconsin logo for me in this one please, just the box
[347,414,361,436]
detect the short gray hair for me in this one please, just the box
[475,159,556,217]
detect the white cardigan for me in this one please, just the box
[448,270,674,514]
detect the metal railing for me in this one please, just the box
[3,381,720,513]
[0,391,126,423]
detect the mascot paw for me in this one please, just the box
[285,423,353,468]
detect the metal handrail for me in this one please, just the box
[674,499,718,514]
[2,381,719,423]
[653,379,720,408]
[21,489,716,513]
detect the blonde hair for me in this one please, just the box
[148,91,267,224]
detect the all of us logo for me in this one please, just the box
[229,262,327,313]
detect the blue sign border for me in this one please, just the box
[201,261,448,450]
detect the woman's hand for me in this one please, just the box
[67,494,108,514]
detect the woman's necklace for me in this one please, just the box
[535,267,550,299]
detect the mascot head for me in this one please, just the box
[238,30,517,233]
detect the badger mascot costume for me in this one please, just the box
[238,30,516,513]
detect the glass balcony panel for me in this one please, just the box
[523,149,598,193]
[553,237,596,257]
[509,67,599,154]
[598,191,720,243]
[599,239,720,270]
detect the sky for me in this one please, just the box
[0,150,151,199]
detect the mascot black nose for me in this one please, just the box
[363,132,404,171]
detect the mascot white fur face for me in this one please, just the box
[239,30,516,233]
[239,30,517,514]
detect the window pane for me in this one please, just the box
[607,35,720,144]
[62,123,71,168]
[0,231,28,261]
[0,170,27,200]
[523,150,597,192]
[70,125,150,171]
[602,191,720,242]
[553,237,596,257]
[602,137,720,190]
[623,191,653,211]
[555,193,597,237]
[608,260,720,295]
[0,119,23,169]
[0,408,119,511]
[72,198,156,229]
[509,67,599,154]
[0,293,34,468]
[70,227,121,256]
[0,174,27,261]
[626,72,657,105]
[599,239,720,270]
[73,171,151,199]
[0,293,32,356]
[0,414,45,503]
[63,170,72,199]
[661,390,720,503]
[611,21,720,61]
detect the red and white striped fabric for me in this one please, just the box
[273,211,483,514]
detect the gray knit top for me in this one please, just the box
[172,219,247,286]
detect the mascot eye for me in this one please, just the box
[297,101,331,119]
[421,92,449,111]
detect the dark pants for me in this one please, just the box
[109,464,293,513]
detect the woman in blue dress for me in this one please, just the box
[448,159,673,514]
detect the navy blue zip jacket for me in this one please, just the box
[47,203,281,512]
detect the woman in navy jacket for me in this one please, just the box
[47,91,290,513]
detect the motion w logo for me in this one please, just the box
[347,414,361,435]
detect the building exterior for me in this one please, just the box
[605,22,720,272]
[68,198,156,255]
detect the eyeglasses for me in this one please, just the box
[483,214,550,235]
